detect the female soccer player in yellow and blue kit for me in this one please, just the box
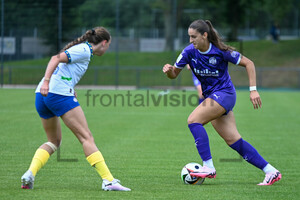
[163,19,281,186]
[21,27,130,191]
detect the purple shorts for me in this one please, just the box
[35,92,80,119]
[207,90,236,114]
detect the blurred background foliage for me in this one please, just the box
[3,0,300,52]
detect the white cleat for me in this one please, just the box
[102,179,131,191]
[258,170,282,186]
[21,170,35,189]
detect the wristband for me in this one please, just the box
[249,86,257,91]
[44,77,50,81]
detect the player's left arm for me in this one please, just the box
[238,55,262,109]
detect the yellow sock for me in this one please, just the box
[86,151,114,181]
[28,148,50,176]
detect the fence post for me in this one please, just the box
[257,68,263,88]
[239,39,243,54]
[136,68,140,88]
[298,69,300,89]
[0,0,4,87]
[94,68,98,85]
[9,66,12,84]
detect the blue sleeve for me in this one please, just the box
[174,49,190,69]
[64,51,72,63]
[223,50,241,65]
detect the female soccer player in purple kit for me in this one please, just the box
[163,19,281,185]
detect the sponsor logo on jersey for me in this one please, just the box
[194,68,219,77]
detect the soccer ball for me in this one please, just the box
[181,162,205,185]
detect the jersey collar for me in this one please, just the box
[85,42,93,58]
[198,43,212,54]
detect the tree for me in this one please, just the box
[4,0,85,54]
[151,0,177,51]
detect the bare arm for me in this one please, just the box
[40,52,69,96]
[162,64,182,79]
[238,55,262,109]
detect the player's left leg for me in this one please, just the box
[61,106,131,191]
[211,111,281,185]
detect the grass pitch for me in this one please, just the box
[0,89,299,199]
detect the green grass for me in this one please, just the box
[0,89,300,199]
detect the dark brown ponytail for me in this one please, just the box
[189,20,234,51]
[62,27,111,51]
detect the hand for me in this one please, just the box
[40,81,49,97]
[162,64,174,74]
[186,64,191,70]
[250,90,262,109]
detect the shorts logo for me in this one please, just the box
[213,94,220,99]
[73,97,78,102]
[209,57,217,65]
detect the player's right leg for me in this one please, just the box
[21,93,62,189]
[61,106,131,191]
[188,98,226,179]
[190,165,216,179]
[21,116,61,189]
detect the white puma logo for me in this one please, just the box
[213,94,220,99]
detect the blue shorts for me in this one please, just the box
[207,90,236,115]
[35,92,80,119]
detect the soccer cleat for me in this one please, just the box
[190,165,216,179]
[257,171,281,186]
[21,170,35,189]
[102,179,131,191]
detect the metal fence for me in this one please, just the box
[1,0,300,89]
[2,65,300,89]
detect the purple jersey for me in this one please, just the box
[192,72,201,87]
[175,43,241,97]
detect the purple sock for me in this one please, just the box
[230,138,268,170]
[188,123,212,161]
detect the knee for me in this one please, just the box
[79,130,95,144]
[187,113,196,124]
[225,137,241,146]
[187,114,205,125]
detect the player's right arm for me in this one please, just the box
[40,52,69,96]
[162,64,182,79]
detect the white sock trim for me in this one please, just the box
[263,164,277,173]
[45,142,58,152]
[203,159,215,169]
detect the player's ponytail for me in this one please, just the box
[61,27,111,51]
[189,19,234,52]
